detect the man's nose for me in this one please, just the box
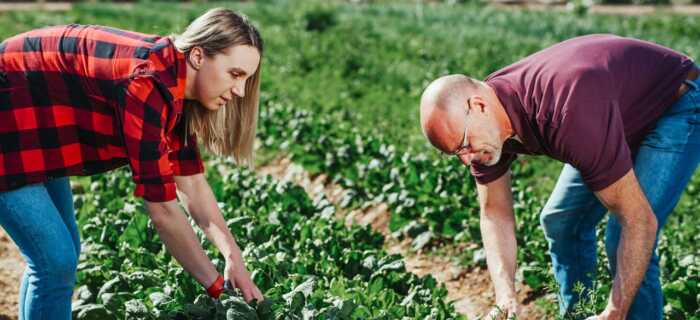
[458,153,478,166]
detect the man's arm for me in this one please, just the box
[476,171,520,315]
[593,169,657,319]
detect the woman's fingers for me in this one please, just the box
[225,268,263,303]
[236,276,255,302]
[242,286,254,303]
[253,285,264,302]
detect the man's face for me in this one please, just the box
[445,98,504,167]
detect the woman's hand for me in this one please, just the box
[225,257,263,303]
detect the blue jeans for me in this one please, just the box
[540,77,700,319]
[0,177,79,320]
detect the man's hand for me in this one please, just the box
[224,257,264,303]
[486,298,521,320]
[584,308,623,320]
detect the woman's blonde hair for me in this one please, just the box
[172,8,263,168]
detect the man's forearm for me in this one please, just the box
[480,208,518,304]
[608,210,657,317]
[145,201,219,287]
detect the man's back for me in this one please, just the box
[474,34,695,190]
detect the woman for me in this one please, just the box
[0,7,264,319]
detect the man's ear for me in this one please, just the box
[470,95,487,112]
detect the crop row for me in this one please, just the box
[71,159,460,319]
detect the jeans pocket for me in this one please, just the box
[641,112,693,153]
[687,91,700,125]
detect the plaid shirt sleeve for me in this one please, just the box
[120,76,179,202]
[168,129,205,177]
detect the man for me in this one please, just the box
[419,34,699,320]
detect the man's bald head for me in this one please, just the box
[420,74,482,153]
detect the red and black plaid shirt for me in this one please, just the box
[0,24,204,202]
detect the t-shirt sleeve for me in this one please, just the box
[119,76,178,202]
[470,152,517,185]
[557,99,632,191]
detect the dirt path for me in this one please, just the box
[0,2,71,12]
[258,157,548,319]
[0,228,23,320]
[492,2,700,15]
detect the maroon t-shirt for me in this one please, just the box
[472,34,695,191]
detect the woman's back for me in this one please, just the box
[0,24,187,191]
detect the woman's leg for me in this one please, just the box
[0,182,78,320]
[44,177,80,258]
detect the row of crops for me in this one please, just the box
[71,160,459,319]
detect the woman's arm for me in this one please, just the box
[174,173,263,302]
[174,173,242,261]
[144,199,219,288]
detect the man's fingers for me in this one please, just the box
[487,307,504,320]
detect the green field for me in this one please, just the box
[1,1,698,318]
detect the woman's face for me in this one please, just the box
[191,45,261,110]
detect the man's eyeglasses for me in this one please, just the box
[443,98,472,157]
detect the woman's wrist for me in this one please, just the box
[206,274,225,299]
[224,243,244,263]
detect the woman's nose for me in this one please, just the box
[232,81,245,98]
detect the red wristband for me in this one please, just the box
[206,275,225,299]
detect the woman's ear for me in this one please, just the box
[189,46,204,70]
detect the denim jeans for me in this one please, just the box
[0,177,79,320]
[540,77,700,319]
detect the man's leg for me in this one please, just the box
[605,79,700,320]
[540,164,608,318]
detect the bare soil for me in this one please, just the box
[491,1,700,15]
[0,2,72,12]
[0,228,24,320]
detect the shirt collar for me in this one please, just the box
[150,37,186,115]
